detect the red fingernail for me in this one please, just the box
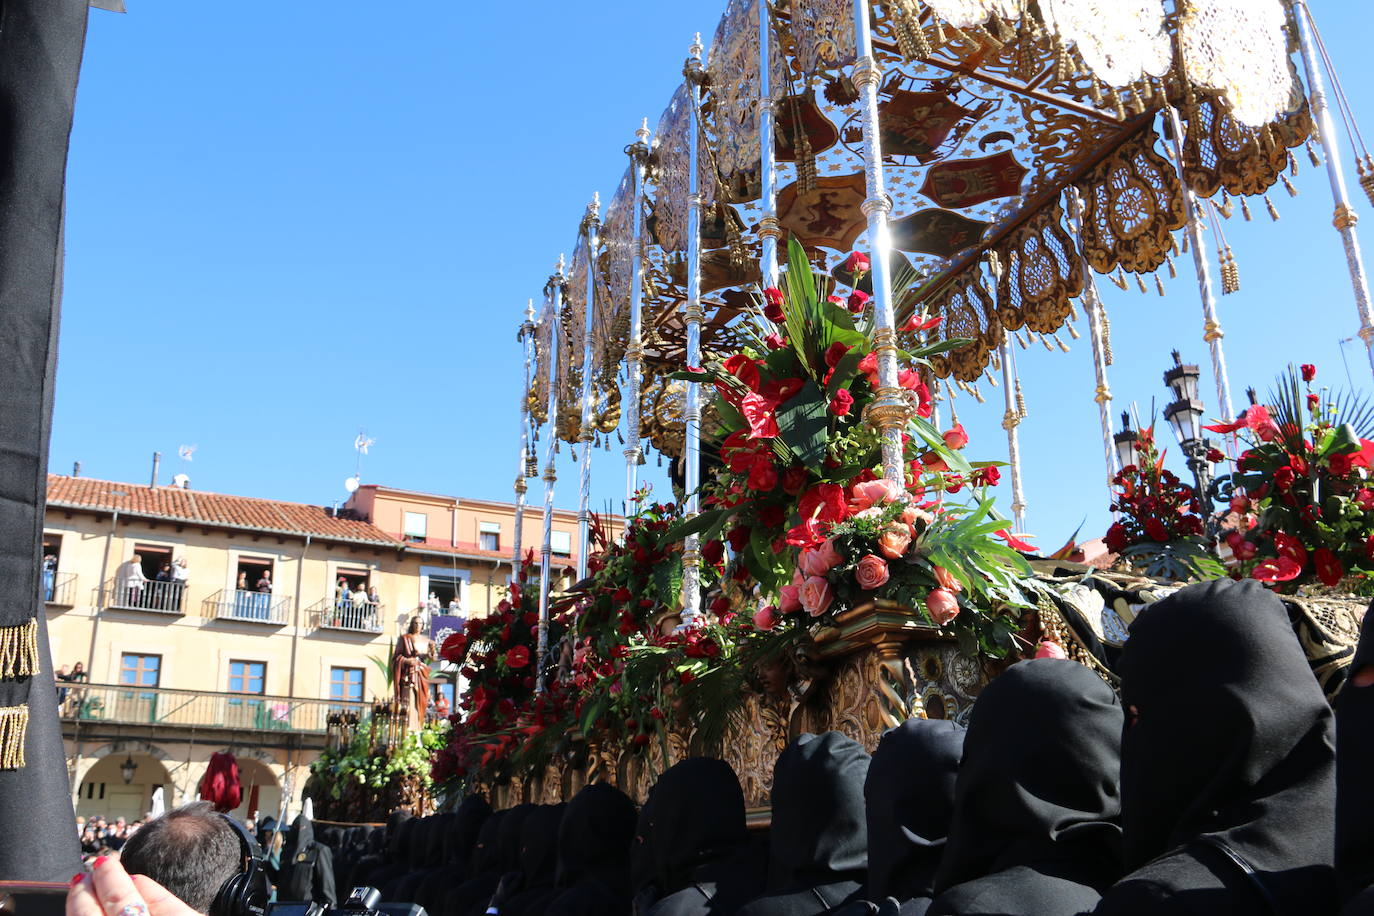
[92,856,107,869]
[71,873,84,886]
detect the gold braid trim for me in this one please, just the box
[0,705,28,769]
[0,619,38,679]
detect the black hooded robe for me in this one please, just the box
[444,808,513,916]
[492,803,567,916]
[417,797,492,912]
[545,783,638,916]
[928,658,1124,916]
[647,757,764,916]
[1094,577,1338,916]
[1340,604,1374,914]
[735,731,871,916]
[278,815,339,905]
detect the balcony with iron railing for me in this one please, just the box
[307,598,385,634]
[202,589,291,625]
[43,571,76,607]
[56,681,368,733]
[99,578,186,615]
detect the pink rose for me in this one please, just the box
[901,504,933,533]
[851,478,905,512]
[855,554,889,590]
[926,588,960,626]
[799,575,834,617]
[877,523,912,559]
[779,584,802,613]
[843,251,871,274]
[799,539,844,577]
[932,565,962,593]
[754,603,779,630]
[942,423,969,450]
[1034,640,1068,659]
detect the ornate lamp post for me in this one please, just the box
[1113,412,1141,472]
[1161,351,1216,517]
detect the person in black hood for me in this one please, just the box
[417,797,492,912]
[444,808,512,916]
[393,814,450,902]
[486,803,566,916]
[544,783,638,915]
[736,731,870,916]
[630,788,659,915]
[1095,577,1337,916]
[1340,604,1374,913]
[833,718,964,916]
[353,810,411,889]
[277,814,338,905]
[929,658,1123,916]
[646,757,763,916]
[381,815,427,899]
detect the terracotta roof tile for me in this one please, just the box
[46,475,399,546]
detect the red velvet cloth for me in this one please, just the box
[198,751,242,813]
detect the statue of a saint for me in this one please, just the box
[391,616,433,733]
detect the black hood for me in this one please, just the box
[652,757,748,896]
[283,814,315,866]
[449,795,492,869]
[469,808,507,877]
[497,804,536,873]
[1119,577,1335,910]
[519,803,567,888]
[865,718,964,902]
[422,814,450,868]
[934,658,1123,894]
[629,789,657,897]
[556,783,636,889]
[384,810,412,863]
[1340,602,1374,900]
[768,731,870,892]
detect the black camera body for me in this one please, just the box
[267,886,426,916]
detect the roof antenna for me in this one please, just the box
[72,461,81,478]
[150,451,161,488]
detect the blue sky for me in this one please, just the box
[54,2,1374,550]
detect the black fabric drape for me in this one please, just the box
[930,659,1124,916]
[0,0,88,880]
[1339,604,1374,911]
[1096,577,1337,916]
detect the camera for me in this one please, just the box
[267,886,425,916]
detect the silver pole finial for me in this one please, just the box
[690,32,703,60]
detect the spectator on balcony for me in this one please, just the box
[155,563,174,610]
[171,557,189,610]
[335,578,349,613]
[425,592,440,615]
[447,595,460,614]
[351,584,369,623]
[368,584,381,609]
[254,570,273,620]
[116,554,147,607]
[234,571,252,618]
[43,552,56,601]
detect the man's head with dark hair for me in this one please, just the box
[120,802,243,915]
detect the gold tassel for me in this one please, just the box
[989,11,1017,43]
[1282,174,1298,197]
[1156,275,1166,296]
[0,619,38,679]
[1359,155,1374,208]
[1042,334,1056,352]
[1016,331,1029,349]
[1067,322,1080,339]
[1089,78,1103,106]
[1110,87,1126,120]
[989,352,1001,372]
[1288,151,1299,177]
[1180,232,1189,254]
[1056,334,1071,353]
[1265,195,1280,221]
[932,15,947,45]
[1218,195,1234,219]
[1015,379,1027,418]
[987,373,1000,387]
[1135,273,1149,294]
[1166,254,1178,278]
[972,384,985,404]
[0,706,28,770]
[1220,245,1240,294]
[1240,197,1253,221]
[1129,82,1147,115]
[1111,266,1128,290]
[1053,39,1070,83]
[1308,141,1322,168]
[1102,309,1114,366]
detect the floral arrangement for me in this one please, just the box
[429,551,568,785]
[674,239,1032,656]
[308,717,448,821]
[1103,423,1223,580]
[1206,363,1374,591]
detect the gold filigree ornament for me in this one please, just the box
[995,199,1084,336]
[1036,0,1171,88]
[1181,93,1311,200]
[1179,0,1295,129]
[1073,126,1187,275]
[924,270,1003,382]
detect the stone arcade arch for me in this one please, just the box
[76,742,174,823]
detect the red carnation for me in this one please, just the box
[1104,523,1128,553]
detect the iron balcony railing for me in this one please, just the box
[307,598,385,633]
[56,681,368,733]
[203,589,291,625]
[100,577,186,615]
[43,571,76,606]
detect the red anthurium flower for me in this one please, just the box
[843,251,871,274]
[901,313,943,333]
[996,529,1036,552]
[505,645,531,669]
[830,389,854,417]
[1301,364,1316,382]
[1245,405,1282,443]
[798,483,847,525]
[1313,547,1343,587]
[723,353,762,393]
[440,633,468,663]
[1273,531,1308,566]
[1202,417,1246,434]
[741,392,780,439]
[1251,556,1302,583]
[1206,448,1225,463]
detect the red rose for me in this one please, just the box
[1144,517,1169,542]
[1314,547,1343,587]
[747,453,779,491]
[505,644,530,669]
[764,287,785,308]
[613,587,633,603]
[678,670,696,684]
[972,465,1001,487]
[843,251,871,274]
[855,554,889,590]
[754,604,779,630]
[764,332,787,349]
[1301,364,1316,382]
[702,539,725,566]
[824,342,851,368]
[764,301,785,323]
[1357,489,1374,512]
[1330,452,1357,476]
[727,525,752,552]
[846,290,870,313]
[830,389,855,417]
[1308,393,1321,411]
[942,423,969,450]
[925,588,960,626]
[782,465,808,495]
[1274,466,1296,491]
[758,503,786,528]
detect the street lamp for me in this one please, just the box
[1113,411,1141,470]
[1161,351,1217,521]
[119,754,138,785]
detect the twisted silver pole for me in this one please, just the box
[1165,105,1235,422]
[757,0,780,287]
[512,298,535,581]
[999,339,1027,533]
[624,120,651,524]
[681,33,705,627]
[1065,189,1120,505]
[536,257,564,694]
[576,194,601,582]
[851,0,907,482]
[1292,0,1374,379]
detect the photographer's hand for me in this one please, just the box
[69,856,202,916]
